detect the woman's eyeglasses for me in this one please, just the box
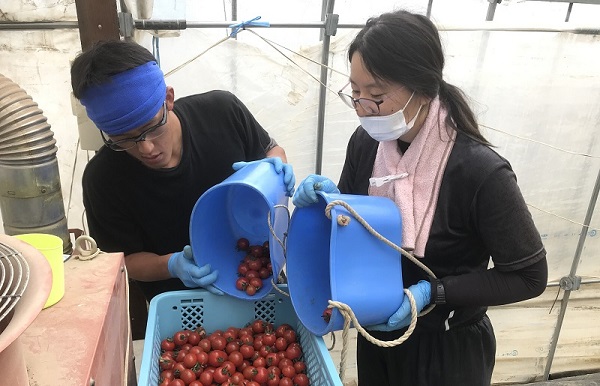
[337,91,385,115]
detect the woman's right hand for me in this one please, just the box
[292,174,339,207]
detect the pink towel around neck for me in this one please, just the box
[368,97,456,258]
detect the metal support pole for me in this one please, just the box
[427,0,434,18]
[486,0,499,21]
[543,166,600,380]
[565,3,574,21]
[315,0,338,175]
[231,0,237,39]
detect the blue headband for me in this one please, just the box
[80,61,167,136]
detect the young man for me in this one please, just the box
[71,40,295,336]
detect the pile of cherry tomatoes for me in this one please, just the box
[234,238,273,296]
[158,319,311,386]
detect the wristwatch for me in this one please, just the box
[431,279,446,305]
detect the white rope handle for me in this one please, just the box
[329,288,418,381]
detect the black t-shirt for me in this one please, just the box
[82,90,273,300]
[339,127,547,331]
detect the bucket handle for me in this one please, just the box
[328,289,417,381]
[267,204,291,297]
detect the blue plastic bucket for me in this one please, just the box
[286,192,404,335]
[189,161,289,300]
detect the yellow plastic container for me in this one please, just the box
[14,233,64,309]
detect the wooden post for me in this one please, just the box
[74,0,120,51]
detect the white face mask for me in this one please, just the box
[359,92,422,142]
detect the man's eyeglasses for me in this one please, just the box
[101,101,168,151]
[337,83,400,115]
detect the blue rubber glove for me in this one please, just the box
[367,280,431,331]
[167,245,223,295]
[292,174,340,208]
[232,157,295,197]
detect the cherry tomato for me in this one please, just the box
[198,371,213,386]
[293,373,310,386]
[159,355,175,371]
[242,365,258,381]
[281,364,296,379]
[259,345,273,358]
[259,267,271,279]
[176,350,189,363]
[230,372,245,384]
[262,332,276,347]
[173,363,186,378]
[222,330,237,343]
[275,324,292,338]
[278,358,293,370]
[183,353,198,369]
[249,245,263,258]
[254,366,269,384]
[173,330,189,347]
[212,365,230,384]
[293,361,307,374]
[208,350,228,367]
[160,369,175,382]
[211,335,227,351]
[267,365,281,379]
[159,379,170,386]
[161,338,176,351]
[285,343,302,361]
[196,351,208,367]
[221,360,236,377]
[245,285,257,296]
[279,377,294,386]
[265,352,280,367]
[225,341,241,354]
[235,276,249,290]
[198,338,211,353]
[187,331,201,346]
[275,337,288,352]
[249,277,263,290]
[240,345,255,359]
[228,351,244,368]
[168,379,185,386]
[180,368,197,385]
[282,329,297,345]
[236,237,250,251]
[253,356,267,368]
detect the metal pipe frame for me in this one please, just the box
[2,3,600,379]
[543,166,600,380]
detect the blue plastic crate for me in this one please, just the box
[138,285,343,386]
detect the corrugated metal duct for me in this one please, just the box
[0,73,71,253]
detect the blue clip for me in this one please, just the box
[229,16,270,37]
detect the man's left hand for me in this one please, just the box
[232,157,295,196]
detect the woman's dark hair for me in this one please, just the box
[71,39,157,99]
[348,10,490,145]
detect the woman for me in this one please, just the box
[292,10,547,386]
